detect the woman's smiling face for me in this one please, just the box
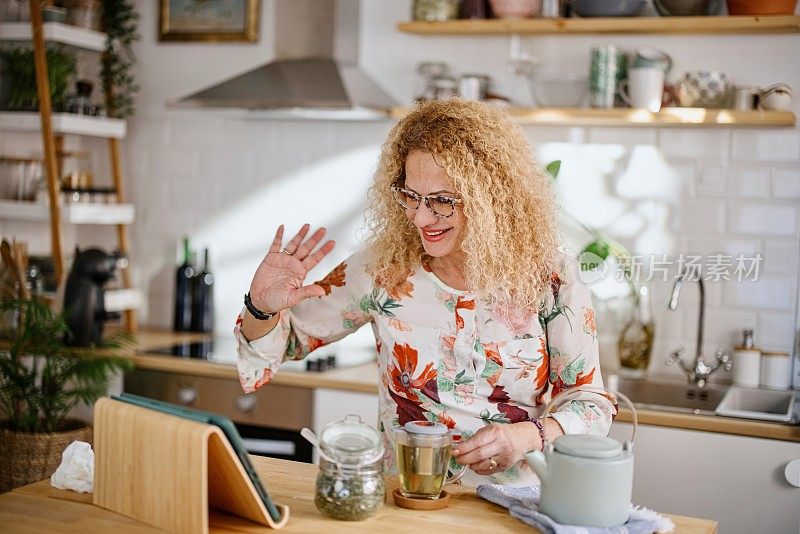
[402,150,465,259]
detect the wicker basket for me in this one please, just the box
[0,421,92,493]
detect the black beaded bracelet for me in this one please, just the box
[531,418,547,449]
[244,293,277,321]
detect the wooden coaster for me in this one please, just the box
[392,488,451,510]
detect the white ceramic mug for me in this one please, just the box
[619,67,665,112]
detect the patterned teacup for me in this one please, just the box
[676,70,730,108]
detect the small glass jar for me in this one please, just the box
[412,0,460,21]
[430,75,458,100]
[59,150,94,190]
[64,0,102,31]
[0,157,43,201]
[314,415,384,521]
[416,62,450,101]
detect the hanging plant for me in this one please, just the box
[101,0,139,119]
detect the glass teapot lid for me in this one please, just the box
[318,414,383,465]
[554,434,623,459]
[404,420,449,435]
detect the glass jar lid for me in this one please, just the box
[318,414,383,467]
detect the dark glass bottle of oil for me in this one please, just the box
[173,237,195,332]
[191,248,214,333]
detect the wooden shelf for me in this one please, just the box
[0,199,135,224]
[0,112,126,138]
[397,15,800,35]
[0,22,106,51]
[390,106,796,127]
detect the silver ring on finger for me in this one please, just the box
[489,457,498,470]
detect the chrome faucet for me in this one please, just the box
[666,268,732,388]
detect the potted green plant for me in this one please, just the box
[0,299,132,493]
[0,46,77,111]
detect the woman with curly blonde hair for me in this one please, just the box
[236,99,614,487]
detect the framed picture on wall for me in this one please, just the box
[159,0,259,42]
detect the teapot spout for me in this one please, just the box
[525,450,549,485]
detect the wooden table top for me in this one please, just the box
[0,456,716,533]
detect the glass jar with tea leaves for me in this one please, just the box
[618,284,654,378]
[314,415,384,521]
[412,0,459,21]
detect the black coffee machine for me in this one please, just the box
[63,247,126,346]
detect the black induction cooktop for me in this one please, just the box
[146,340,216,359]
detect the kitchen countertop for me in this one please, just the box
[129,330,800,443]
[0,456,717,533]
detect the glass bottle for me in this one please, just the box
[190,248,213,333]
[173,237,195,332]
[314,415,384,521]
[618,284,655,379]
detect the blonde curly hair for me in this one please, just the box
[364,98,561,311]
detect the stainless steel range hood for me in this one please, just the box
[170,0,396,120]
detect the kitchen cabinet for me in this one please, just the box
[609,422,800,534]
[124,368,314,462]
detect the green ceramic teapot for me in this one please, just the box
[525,386,637,528]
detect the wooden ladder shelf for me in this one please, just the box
[26,0,137,330]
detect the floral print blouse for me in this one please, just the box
[235,251,615,487]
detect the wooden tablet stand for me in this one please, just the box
[92,397,290,533]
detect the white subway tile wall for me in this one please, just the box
[729,165,770,199]
[772,166,800,200]
[728,203,798,237]
[731,131,800,163]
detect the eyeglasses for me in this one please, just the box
[390,185,463,218]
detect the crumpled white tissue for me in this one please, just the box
[50,441,94,493]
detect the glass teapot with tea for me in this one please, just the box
[393,421,466,499]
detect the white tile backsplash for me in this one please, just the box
[658,130,730,160]
[691,307,758,351]
[588,127,658,147]
[671,200,726,234]
[525,126,588,145]
[731,131,800,163]
[687,237,761,258]
[728,203,798,237]
[695,163,727,197]
[763,240,800,275]
[757,312,796,353]
[728,165,770,199]
[771,166,800,200]
[723,275,797,311]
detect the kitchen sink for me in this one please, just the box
[605,374,728,416]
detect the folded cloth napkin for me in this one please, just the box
[476,484,674,534]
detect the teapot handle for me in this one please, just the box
[540,386,637,448]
